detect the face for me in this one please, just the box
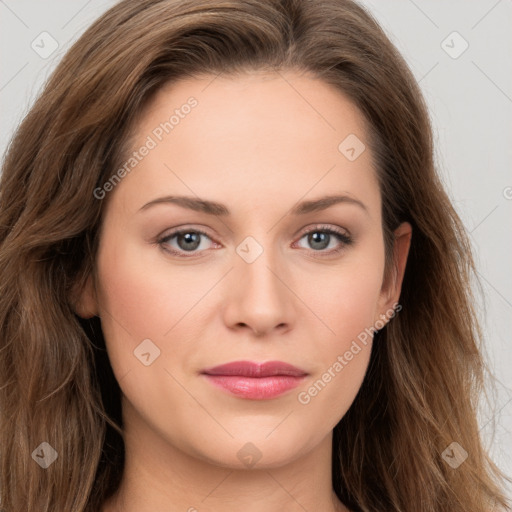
[78,70,410,470]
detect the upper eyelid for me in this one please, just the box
[296,224,350,236]
[159,223,350,240]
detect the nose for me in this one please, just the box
[222,239,295,337]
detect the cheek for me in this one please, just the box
[96,256,163,337]
[93,231,220,390]
[306,248,385,349]
[293,247,384,415]
[95,234,196,337]
[331,268,383,336]
[294,276,380,426]
[93,235,181,380]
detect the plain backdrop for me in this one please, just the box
[1,0,511,495]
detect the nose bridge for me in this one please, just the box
[225,231,293,333]
[235,232,287,299]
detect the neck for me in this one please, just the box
[102,400,348,512]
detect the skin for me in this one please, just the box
[76,69,411,512]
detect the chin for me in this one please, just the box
[187,431,315,471]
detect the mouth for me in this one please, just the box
[200,360,308,400]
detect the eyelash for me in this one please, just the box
[156,224,353,258]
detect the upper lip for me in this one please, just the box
[201,360,308,378]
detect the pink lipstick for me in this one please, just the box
[201,360,308,400]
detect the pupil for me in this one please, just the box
[179,232,200,251]
[310,232,329,250]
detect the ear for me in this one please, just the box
[71,272,98,319]
[375,221,412,322]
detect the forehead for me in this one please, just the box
[109,70,380,219]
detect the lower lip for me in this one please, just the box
[203,375,306,400]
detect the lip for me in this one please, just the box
[201,360,308,400]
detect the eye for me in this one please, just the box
[293,224,353,256]
[158,228,217,257]
[157,224,353,258]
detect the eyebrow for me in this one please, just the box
[138,194,368,216]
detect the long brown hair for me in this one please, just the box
[0,1,510,510]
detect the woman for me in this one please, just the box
[0,0,510,511]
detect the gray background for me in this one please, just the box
[1,0,511,494]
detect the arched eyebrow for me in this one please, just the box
[138,194,368,216]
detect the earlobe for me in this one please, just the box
[377,221,412,318]
[71,273,98,319]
